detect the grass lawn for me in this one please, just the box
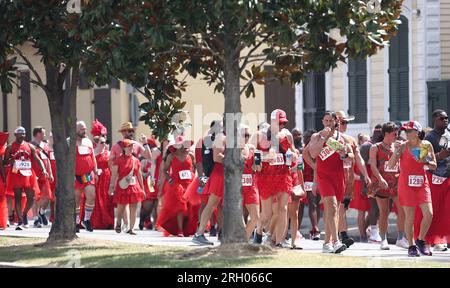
[0,236,448,268]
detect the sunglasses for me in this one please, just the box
[244,133,250,138]
[340,121,348,125]
[126,129,135,133]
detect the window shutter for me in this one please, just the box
[389,15,409,121]
[348,58,367,123]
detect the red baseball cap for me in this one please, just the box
[271,109,289,124]
[401,121,423,132]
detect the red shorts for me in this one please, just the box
[317,173,345,202]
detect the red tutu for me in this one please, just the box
[204,164,224,199]
[349,180,370,211]
[113,183,145,205]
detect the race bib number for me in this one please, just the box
[304,182,314,192]
[50,152,55,160]
[408,175,424,187]
[319,146,335,161]
[14,160,32,170]
[179,170,192,180]
[270,153,285,166]
[40,151,48,160]
[78,146,90,155]
[384,162,399,173]
[432,174,446,185]
[242,174,253,187]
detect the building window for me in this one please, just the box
[389,15,409,121]
[347,58,367,123]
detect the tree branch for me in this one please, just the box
[30,79,47,91]
[239,34,271,72]
[12,46,46,89]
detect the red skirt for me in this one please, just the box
[242,185,259,206]
[91,171,114,229]
[349,180,370,211]
[204,165,224,200]
[37,178,54,201]
[157,182,188,236]
[113,183,145,205]
[185,177,202,206]
[317,172,345,202]
[6,170,35,191]
[257,165,292,200]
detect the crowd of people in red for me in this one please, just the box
[1,108,450,257]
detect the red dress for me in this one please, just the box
[257,135,293,200]
[113,155,145,204]
[398,145,431,207]
[316,134,345,202]
[204,163,224,200]
[242,150,259,206]
[31,143,53,201]
[157,155,195,236]
[74,144,96,190]
[369,143,399,198]
[91,151,114,229]
[6,141,37,191]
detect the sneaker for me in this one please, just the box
[192,234,214,246]
[416,239,432,256]
[81,220,93,232]
[380,239,390,250]
[39,212,48,226]
[396,237,409,249]
[275,242,292,249]
[408,245,420,257]
[22,215,28,228]
[310,231,321,241]
[115,225,122,233]
[333,241,347,254]
[253,232,263,244]
[33,218,42,228]
[209,226,217,237]
[433,244,448,252]
[369,232,382,243]
[262,233,272,245]
[322,243,334,253]
[342,237,354,248]
[15,222,23,231]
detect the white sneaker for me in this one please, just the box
[369,230,382,243]
[322,243,334,253]
[262,233,272,246]
[333,241,347,254]
[395,237,409,249]
[433,244,448,252]
[380,239,390,250]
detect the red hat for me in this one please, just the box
[168,135,194,152]
[401,121,423,132]
[91,119,108,137]
[147,138,157,148]
[270,109,289,124]
[121,139,134,147]
[0,132,9,147]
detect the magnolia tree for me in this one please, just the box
[84,0,403,243]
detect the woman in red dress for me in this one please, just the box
[157,136,195,236]
[91,136,114,229]
[388,121,436,257]
[109,139,145,234]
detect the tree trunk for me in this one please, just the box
[46,63,79,243]
[221,34,247,244]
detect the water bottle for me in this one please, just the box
[197,176,207,194]
[285,150,293,166]
[297,154,304,171]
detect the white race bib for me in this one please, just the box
[179,170,192,180]
[14,160,32,170]
[78,146,90,155]
[319,146,335,161]
[270,153,285,166]
[408,175,424,187]
[242,174,253,187]
[304,181,314,192]
[384,162,399,173]
[432,174,446,185]
[49,151,55,160]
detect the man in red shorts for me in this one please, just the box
[3,127,49,230]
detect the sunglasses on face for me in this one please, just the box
[127,130,135,134]
[244,133,250,138]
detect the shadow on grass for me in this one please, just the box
[0,238,274,268]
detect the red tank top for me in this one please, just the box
[115,155,140,178]
[11,141,32,161]
[75,145,95,175]
[95,151,110,170]
[170,155,194,188]
[316,133,345,177]
[375,143,399,176]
